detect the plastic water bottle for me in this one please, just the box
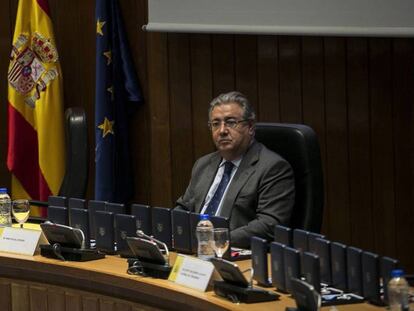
[0,188,12,227]
[388,269,409,311]
[196,214,214,260]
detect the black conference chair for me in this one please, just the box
[58,107,89,198]
[255,122,324,233]
[30,107,89,219]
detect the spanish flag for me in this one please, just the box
[7,0,65,216]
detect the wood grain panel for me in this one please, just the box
[0,280,11,311]
[278,36,302,123]
[130,106,151,205]
[323,37,350,243]
[1,276,168,311]
[234,36,258,109]
[257,36,280,121]
[49,0,93,110]
[147,32,172,207]
[368,38,396,257]
[83,296,99,311]
[131,303,160,311]
[65,292,82,311]
[131,307,161,311]
[29,286,47,311]
[168,33,194,204]
[189,34,215,159]
[212,35,235,94]
[301,37,327,231]
[9,0,18,30]
[301,37,325,147]
[11,283,29,311]
[114,302,131,311]
[392,39,414,270]
[100,300,115,311]
[47,288,65,311]
[347,38,373,250]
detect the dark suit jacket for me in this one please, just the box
[175,141,295,248]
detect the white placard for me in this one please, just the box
[168,255,215,292]
[0,227,46,256]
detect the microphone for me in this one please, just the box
[136,230,170,263]
[73,227,86,249]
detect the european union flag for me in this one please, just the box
[95,0,143,203]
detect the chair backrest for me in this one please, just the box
[58,107,89,198]
[255,122,324,233]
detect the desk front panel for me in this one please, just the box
[0,252,386,311]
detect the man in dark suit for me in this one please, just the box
[176,91,295,248]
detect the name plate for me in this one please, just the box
[0,227,46,256]
[169,254,215,292]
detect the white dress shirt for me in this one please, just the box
[200,157,242,216]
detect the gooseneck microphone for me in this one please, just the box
[136,230,170,262]
[74,228,86,249]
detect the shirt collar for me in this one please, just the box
[219,156,242,169]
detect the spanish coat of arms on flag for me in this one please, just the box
[7,0,65,217]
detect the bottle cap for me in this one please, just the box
[199,214,210,220]
[391,269,404,278]
[0,188,7,193]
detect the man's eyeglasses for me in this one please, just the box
[208,119,249,131]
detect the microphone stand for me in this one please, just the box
[136,230,170,264]
[126,230,172,279]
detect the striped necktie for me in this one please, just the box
[204,161,234,216]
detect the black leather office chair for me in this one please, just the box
[58,107,89,198]
[255,122,324,233]
[30,107,89,220]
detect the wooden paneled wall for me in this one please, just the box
[149,32,414,271]
[0,1,413,271]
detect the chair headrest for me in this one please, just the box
[255,122,324,233]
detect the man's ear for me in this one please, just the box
[248,123,255,135]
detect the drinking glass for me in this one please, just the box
[212,228,230,258]
[12,199,30,228]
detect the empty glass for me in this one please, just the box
[212,228,230,258]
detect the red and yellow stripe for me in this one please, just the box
[7,0,65,216]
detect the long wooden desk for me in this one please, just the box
[0,251,386,311]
